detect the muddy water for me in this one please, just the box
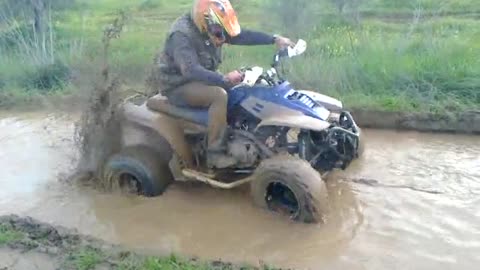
[0,112,479,270]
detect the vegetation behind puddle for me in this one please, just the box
[0,0,479,112]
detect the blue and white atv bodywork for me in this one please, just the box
[109,39,363,223]
[121,39,362,176]
[159,81,333,131]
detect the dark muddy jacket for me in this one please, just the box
[146,14,275,96]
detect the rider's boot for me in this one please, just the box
[206,128,236,169]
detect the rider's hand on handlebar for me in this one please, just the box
[224,70,244,87]
[274,35,295,50]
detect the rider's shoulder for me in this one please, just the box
[169,14,195,31]
[167,14,202,43]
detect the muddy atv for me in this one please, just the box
[102,39,363,223]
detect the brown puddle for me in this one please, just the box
[0,112,479,269]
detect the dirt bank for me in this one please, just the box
[351,109,480,134]
[0,215,279,270]
[5,103,479,136]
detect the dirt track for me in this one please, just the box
[352,109,480,134]
[0,111,479,270]
[0,215,119,270]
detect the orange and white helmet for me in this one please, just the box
[192,0,241,44]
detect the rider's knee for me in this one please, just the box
[209,86,228,104]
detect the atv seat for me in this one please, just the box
[146,95,209,126]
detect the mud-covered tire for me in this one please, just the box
[103,146,173,197]
[250,155,329,223]
[356,131,365,158]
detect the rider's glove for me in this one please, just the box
[224,70,244,87]
[273,34,295,50]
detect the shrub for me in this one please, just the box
[20,61,71,92]
[138,0,163,11]
[0,23,33,52]
[0,74,5,89]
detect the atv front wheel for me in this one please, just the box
[250,155,329,223]
[356,131,365,158]
[103,146,173,196]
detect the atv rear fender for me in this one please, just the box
[118,103,194,166]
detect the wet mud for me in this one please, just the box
[0,215,251,270]
[1,112,479,270]
[0,215,108,270]
[351,109,480,134]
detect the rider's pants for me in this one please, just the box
[168,81,228,149]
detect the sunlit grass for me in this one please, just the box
[1,0,479,111]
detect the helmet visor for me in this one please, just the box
[207,22,226,40]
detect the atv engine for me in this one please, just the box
[227,137,260,168]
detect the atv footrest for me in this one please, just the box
[182,169,252,189]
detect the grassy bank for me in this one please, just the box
[0,215,277,270]
[0,0,479,112]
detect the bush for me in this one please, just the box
[262,0,321,35]
[20,61,71,92]
[138,0,163,11]
[0,23,33,52]
[0,74,5,89]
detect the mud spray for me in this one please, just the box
[72,12,137,190]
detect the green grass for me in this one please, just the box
[285,18,480,112]
[117,254,272,270]
[0,217,273,270]
[1,0,479,112]
[0,224,23,245]
[361,0,480,14]
[67,248,267,270]
[68,247,104,270]
[141,255,216,270]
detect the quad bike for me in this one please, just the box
[102,39,363,223]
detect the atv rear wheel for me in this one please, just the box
[103,146,173,196]
[250,155,329,223]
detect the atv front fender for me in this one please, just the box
[297,90,343,112]
[255,114,330,132]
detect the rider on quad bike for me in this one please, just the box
[146,0,294,169]
[102,0,363,223]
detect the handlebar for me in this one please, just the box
[272,47,290,68]
[273,39,307,67]
[234,39,307,87]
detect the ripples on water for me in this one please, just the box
[0,114,479,269]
